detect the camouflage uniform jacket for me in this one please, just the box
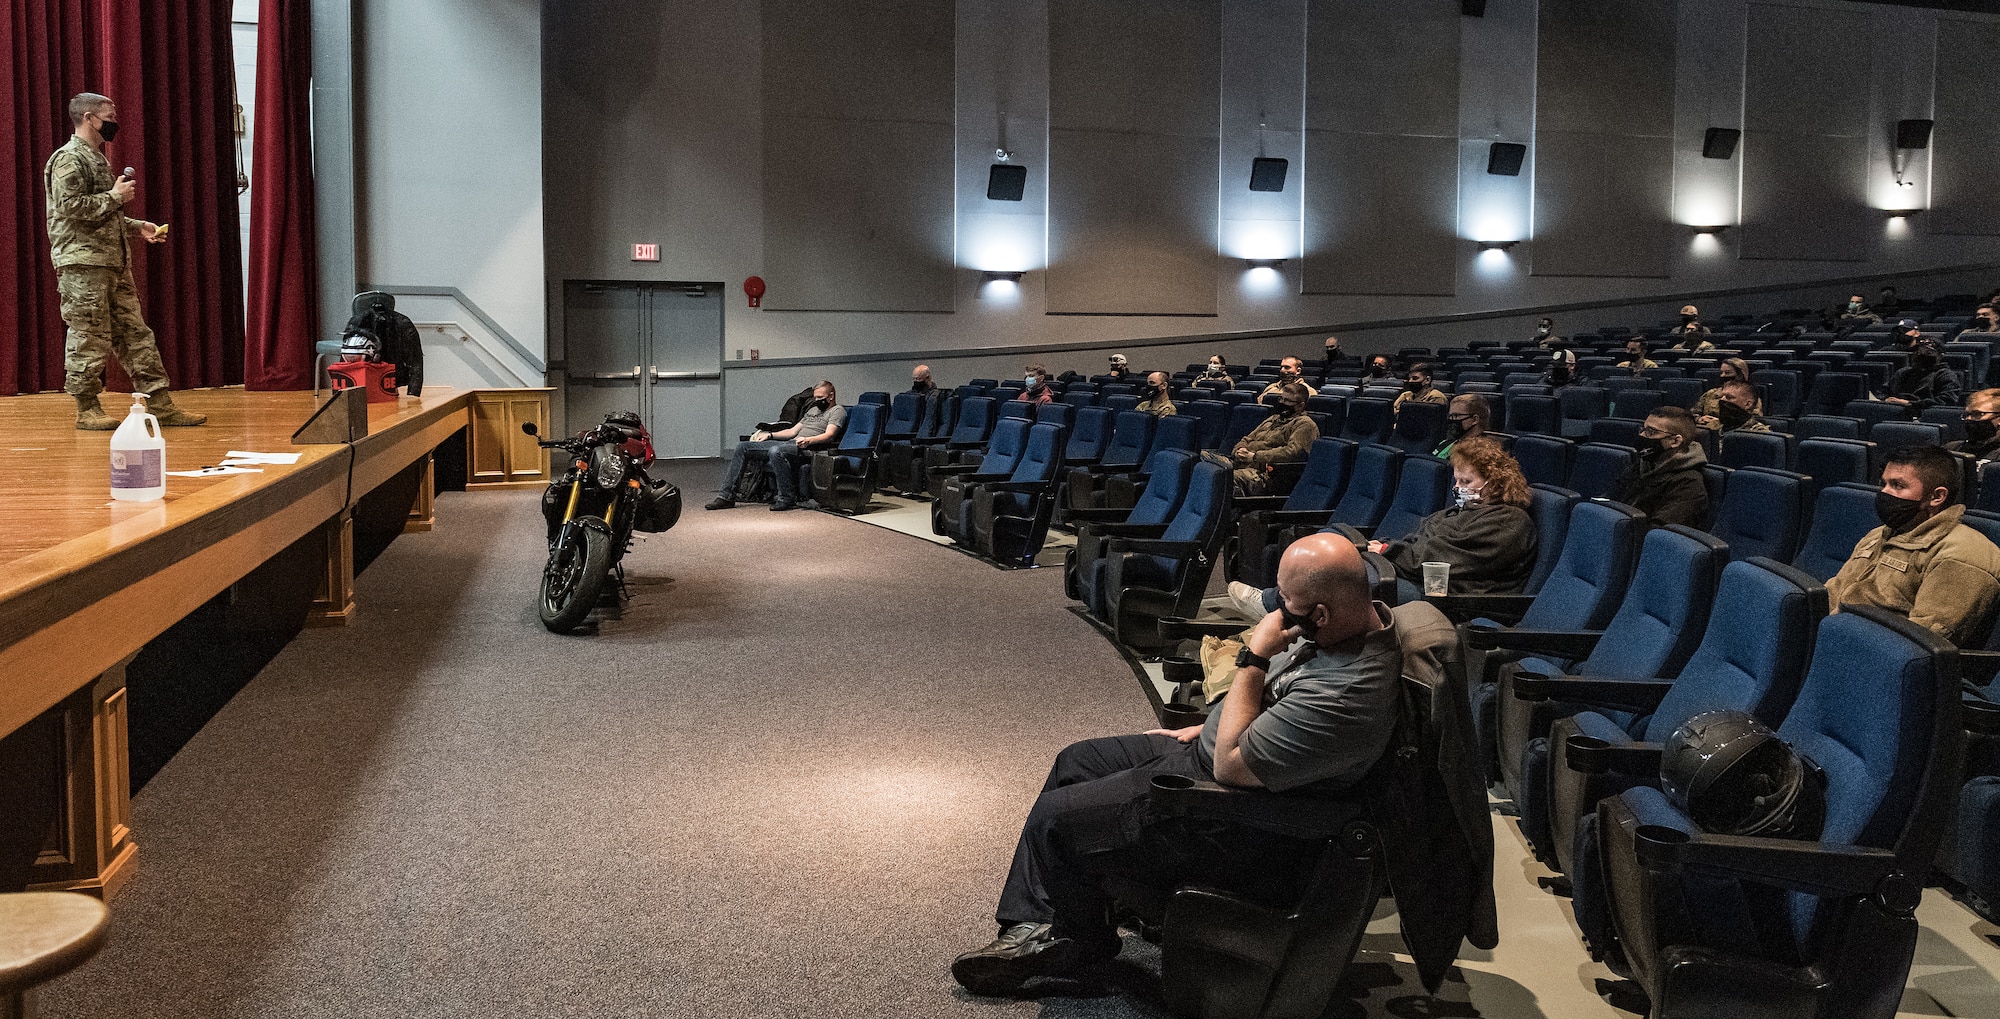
[45,136,139,269]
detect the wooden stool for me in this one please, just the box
[0,893,108,1019]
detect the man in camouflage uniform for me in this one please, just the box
[45,92,204,429]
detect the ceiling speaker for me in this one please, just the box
[1248,157,1289,192]
[987,164,1027,202]
[1702,127,1740,160]
[1486,142,1526,176]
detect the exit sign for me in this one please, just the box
[631,243,660,262]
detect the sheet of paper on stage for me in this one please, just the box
[166,466,264,478]
[223,450,303,464]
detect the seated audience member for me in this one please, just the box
[1617,339,1659,373]
[1836,293,1881,332]
[1257,357,1307,404]
[1322,335,1355,368]
[950,534,1401,996]
[1362,437,1536,601]
[1231,381,1319,495]
[1695,380,1769,434]
[910,364,944,426]
[706,380,846,512]
[1948,389,2000,464]
[1019,365,1055,404]
[1876,285,1902,317]
[1391,362,1446,415]
[1533,317,1561,348]
[1135,371,1178,417]
[1884,338,1961,411]
[1826,445,2000,646]
[1889,319,1924,350]
[1435,394,1490,459]
[1105,354,1131,380]
[1199,355,1232,382]
[1365,355,1394,383]
[1543,348,1577,389]
[1668,305,1714,350]
[1691,358,1758,422]
[1613,407,1709,528]
[1971,304,2000,335]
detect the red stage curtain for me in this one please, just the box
[1,0,243,397]
[243,0,318,391]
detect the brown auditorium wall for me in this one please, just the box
[1739,2,1874,262]
[758,0,956,312]
[1300,0,1462,297]
[1530,0,1678,279]
[1045,0,1222,316]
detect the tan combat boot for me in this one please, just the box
[145,389,208,427]
[75,395,117,430]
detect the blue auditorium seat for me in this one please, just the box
[856,391,890,408]
[963,422,1069,566]
[930,417,1031,525]
[1793,437,1875,493]
[1867,419,1945,451]
[1390,400,1447,455]
[1609,389,1668,420]
[808,403,886,515]
[1220,402,1276,449]
[1059,406,1113,466]
[1792,482,1883,582]
[1061,411,1156,517]
[1507,393,1562,436]
[1802,371,1867,416]
[1524,485,1583,596]
[1088,462,1235,653]
[1589,607,1959,1019]
[1708,467,1809,562]
[1588,417,1644,449]
[1321,443,1404,534]
[879,391,923,440]
[1793,414,1862,442]
[1559,387,1608,439]
[1062,448,1201,598]
[1335,453,1452,542]
[1228,438,1358,588]
[1512,434,1577,489]
[916,396,998,494]
[1716,430,1790,471]
[1340,398,1395,444]
[1569,443,1638,501]
[1182,400,1231,449]
[1751,369,1803,418]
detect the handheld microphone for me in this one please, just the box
[122,166,135,180]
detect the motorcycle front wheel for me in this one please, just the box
[539,523,613,633]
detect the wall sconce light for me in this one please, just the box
[1690,224,1731,235]
[1701,128,1740,160]
[1882,209,1920,220]
[1476,240,1519,251]
[1248,157,1288,193]
[987,162,1027,202]
[1243,258,1286,269]
[981,270,1025,283]
[1485,142,1526,176]
[1892,119,1933,188]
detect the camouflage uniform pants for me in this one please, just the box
[58,265,168,398]
[1233,466,1272,496]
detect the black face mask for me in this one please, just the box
[1368,365,1388,378]
[1550,364,1571,383]
[1276,401,1302,417]
[97,118,119,142]
[1682,315,1697,325]
[1874,490,1927,534]
[1447,418,1470,439]
[1279,603,1317,633]
[911,379,929,391]
[1404,379,1426,392]
[1717,401,1752,430]
[1636,435,1667,460]
[1967,417,1998,445]
[815,397,833,410]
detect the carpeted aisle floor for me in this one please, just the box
[39,461,1162,1019]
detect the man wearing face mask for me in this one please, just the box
[1134,371,1177,417]
[1825,445,2000,646]
[1668,306,1713,352]
[1365,356,1394,382]
[1256,357,1308,405]
[1694,380,1769,435]
[1612,407,1710,529]
[1948,390,2000,464]
[1691,358,1758,423]
[1017,364,1055,405]
[1835,293,1880,333]
[1883,338,1961,412]
[45,92,204,429]
[1391,362,1446,416]
[1231,381,1319,495]
[1617,339,1659,374]
[909,364,945,430]
[951,535,1401,996]
[1106,353,1132,380]
[1322,335,1355,367]
[1435,395,1490,459]
[707,380,846,511]
[1532,317,1560,348]
[1971,305,2000,335]
[1542,348,1577,390]
[1199,355,1231,381]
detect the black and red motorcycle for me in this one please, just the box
[523,413,680,632]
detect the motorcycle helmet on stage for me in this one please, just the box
[1659,710,1826,840]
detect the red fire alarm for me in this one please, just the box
[743,276,766,308]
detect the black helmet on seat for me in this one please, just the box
[1660,710,1826,840]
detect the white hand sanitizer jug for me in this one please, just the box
[110,392,166,502]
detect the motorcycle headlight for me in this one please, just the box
[592,446,623,489]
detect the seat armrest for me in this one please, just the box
[1463,625,1605,658]
[1158,616,1255,640]
[1081,461,1143,474]
[1513,673,1675,712]
[755,420,793,432]
[1325,523,1367,543]
[1082,522,1172,539]
[1149,775,1364,841]
[909,436,951,446]
[1232,495,1290,513]
[981,480,1055,493]
[1066,507,1143,523]
[1962,650,2000,686]
[927,464,992,479]
[1427,593,1534,626]
[1108,537,1203,557]
[1564,735,1664,776]
[1633,826,1915,912]
[1965,695,2000,736]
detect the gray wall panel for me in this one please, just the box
[1047,0,1220,316]
[761,0,955,311]
[1532,0,1675,278]
[1302,0,1459,296]
[1532,133,1674,278]
[1739,3,1870,262]
[1303,133,1459,297]
[1932,19,2000,236]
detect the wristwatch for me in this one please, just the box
[1235,647,1271,672]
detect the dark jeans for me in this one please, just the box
[718,439,809,502]
[993,734,1321,940]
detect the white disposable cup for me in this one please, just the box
[1422,561,1451,597]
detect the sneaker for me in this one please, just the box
[1227,581,1270,620]
[770,500,797,511]
[704,497,735,511]
[950,923,1087,996]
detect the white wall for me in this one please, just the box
[353,0,544,371]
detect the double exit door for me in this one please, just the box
[562,281,724,459]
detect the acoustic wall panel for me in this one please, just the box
[1531,0,1676,278]
[1302,0,1460,296]
[761,0,954,311]
[1931,19,2000,236]
[1047,0,1221,315]
[1738,3,1871,261]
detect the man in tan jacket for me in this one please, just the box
[1230,381,1319,495]
[1826,445,2000,646]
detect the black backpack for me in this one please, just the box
[342,292,425,396]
